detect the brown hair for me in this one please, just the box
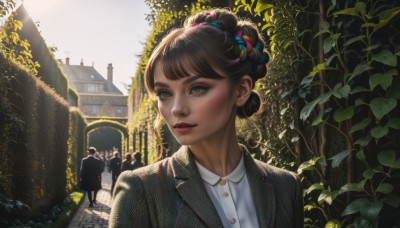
[144,9,269,155]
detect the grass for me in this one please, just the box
[50,191,84,228]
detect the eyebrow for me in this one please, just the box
[154,75,203,88]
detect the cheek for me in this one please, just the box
[199,88,232,115]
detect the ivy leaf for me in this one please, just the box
[329,149,350,168]
[376,183,393,194]
[325,220,341,228]
[356,150,366,161]
[310,63,327,76]
[377,150,399,168]
[372,49,397,66]
[306,182,324,195]
[297,156,324,174]
[318,190,338,205]
[370,126,388,139]
[362,169,374,179]
[343,35,365,47]
[341,198,369,216]
[300,97,321,121]
[354,135,372,147]
[369,73,393,91]
[374,7,400,32]
[350,117,371,133]
[304,204,319,211]
[333,84,351,99]
[324,36,335,53]
[340,180,366,194]
[370,97,397,119]
[383,193,400,208]
[348,63,372,82]
[360,200,383,221]
[333,106,354,122]
[300,75,314,86]
[385,117,400,129]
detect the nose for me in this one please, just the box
[171,95,189,117]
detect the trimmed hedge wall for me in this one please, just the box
[0,50,85,219]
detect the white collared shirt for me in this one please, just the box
[195,154,259,228]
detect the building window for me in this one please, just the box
[87,84,99,92]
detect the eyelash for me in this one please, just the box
[155,84,210,101]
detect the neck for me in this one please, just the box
[189,137,242,177]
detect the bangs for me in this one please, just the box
[159,32,225,80]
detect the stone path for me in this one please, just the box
[67,171,113,228]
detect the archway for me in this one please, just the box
[85,120,129,155]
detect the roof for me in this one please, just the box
[61,63,123,94]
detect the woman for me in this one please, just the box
[110,8,303,227]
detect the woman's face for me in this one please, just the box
[153,62,238,146]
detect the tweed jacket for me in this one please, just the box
[109,146,304,228]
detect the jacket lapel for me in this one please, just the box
[243,149,276,227]
[171,146,223,227]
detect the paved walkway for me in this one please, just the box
[68,171,113,228]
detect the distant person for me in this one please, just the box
[80,147,102,208]
[121,153,133,172]
[109,151,122,194]
[131,152,143,170]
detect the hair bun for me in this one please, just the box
[237,91,261,118]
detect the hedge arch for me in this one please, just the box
[85,120,129,152]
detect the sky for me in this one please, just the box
[23,0,151,95]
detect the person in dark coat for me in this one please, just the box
[80,147,102,207]
[131,152,143,170]
[109,151,122,194]
[121,153,133,172]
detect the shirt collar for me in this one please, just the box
[195,153,246,185]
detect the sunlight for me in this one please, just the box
[23,0,61,15]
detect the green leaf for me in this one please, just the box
[372,49,397,67]
[369,73,393,91]
[304,204,319,211]
[306,183,324,195]
[376,183,393,194]
[377,150,397,168]
[362,169,374,179]
[341,198,369,216]
[360,200,383,220]
[318,190,338,205]
[333,84,351,98]
[356,150,366,161]
[385,117,400,129]
[343,35,365,47]
[325,220,341,228]
[329,150,350,168]
[300,97,321,121]
[383,193,400,208]
[340,180,365,194]
[350,86,370,94]
[300,75,314,86]
[310,63,327,76]
[370,97,397,119]
[312,108,332,126]
[278,130,286,139]
[370,126,388,139]
[297,156,323,174]
[354,135,372,147]
[335,7,360,17]
[319,92,333,104]
[324,36,335,54]
[348,63,372,82]
[374,7,400,32]
[350,117,371,133]
[333,106,354,122]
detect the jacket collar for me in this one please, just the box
[171,145,276,227]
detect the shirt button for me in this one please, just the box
[230,218,236,224]
[223,192,229,197]
[219,179,226,186]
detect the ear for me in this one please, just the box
[235,75,253,107]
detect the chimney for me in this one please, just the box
[107,63,113,84]
[80,58,84,66]
[66,57,70,65]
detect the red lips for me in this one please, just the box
[173,122,197,133]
